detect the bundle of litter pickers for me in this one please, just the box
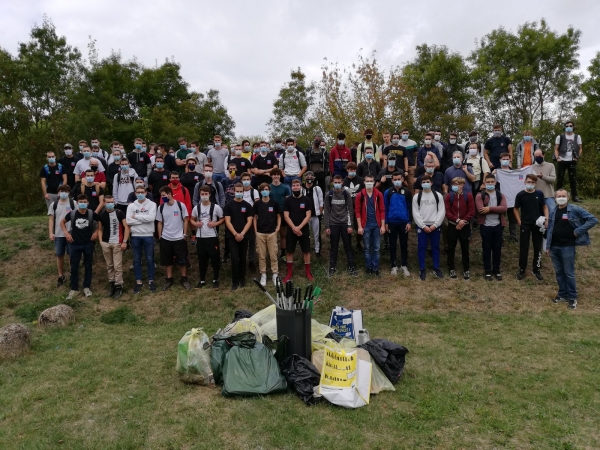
[175,283,409,408]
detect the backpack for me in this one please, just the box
[307,147,325,165]
[479,189,503,207]
[192,203,216,237]
[44,163,63,177]
[326,189,349,208]
[281,150,305,171]
[416,190,441,211]
[52,198,75,233]
[358,142,377,161]
[69,209,94,235]
[159,200,185,222]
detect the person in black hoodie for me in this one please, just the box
[356,146,381,178]
[128,138,152,180]
[439,131,464,173]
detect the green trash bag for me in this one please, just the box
[176,328,214,385]
[222,342,288,397]
[211,332,256,385]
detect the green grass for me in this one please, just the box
[1,204,600,449]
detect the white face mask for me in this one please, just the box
[556,197,568,205]
[469,149,478,156]
[449,139,456,144]
[365,182,374,189]
[434,135,441,141]
[424,139,432,145]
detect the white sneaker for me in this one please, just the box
[260,273,267,287]
[400,266,410,277]
[272,274,278,286]
[390,266,398,276]
[66,290,78,300]
[83,288,92,297]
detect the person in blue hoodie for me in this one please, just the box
[384,172,412,276]
[546,189,598,310]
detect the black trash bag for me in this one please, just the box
[324,331,342,342]
[359,339,409,384]
[233,310,253,322]
[274,335,290,367]
[281,355,322,405]
[222,342,288,396]
[210,332,256,385]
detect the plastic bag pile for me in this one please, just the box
[175,305,409,408]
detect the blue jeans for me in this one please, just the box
[417,227,441,270]
[284,175,301,188]
[70,242,94,290]
[363,224,381,271]
[545,197,556,215]
[213,173,225,183]
[550,246,577,300]
[131,236,155,282]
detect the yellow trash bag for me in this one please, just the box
[312,337,357,352]
[318,346,371,408]
[251,305,277,340]
[311,319,334,342]
[176,328,214,385]
[218,318,263,343]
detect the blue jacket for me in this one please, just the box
[546,203,598,249]
[384,187,412,224]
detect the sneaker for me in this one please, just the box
[553,295,568,303]
[573,197,583,203]
[272,274,278,286]
[568,299,577,309]
[365,268,372,276]
[108,282,116,297]
[196,281,206,289]
[66,290,78,300]
[419,269,426,281]
[374,270,381,277]
[485,273,493,282]
[133,283,142,294]
[328,267,336,277]
[260,273,267,286]
[516,270,526,280]
[432,269,444,279]
[463,271,470,280]
[231,283,239,291]
[149,281,157,292]
[494,273,503,281]
[56,275,66,288]
[348,266,358,277]
[400,266,410,277]
[180,277,191,290]
[449,270,457,279]
[163,278,174,291]
[532,271,544,281]
[113,285,123,299]
[213,280,220,289]
[83,288,92,297]
[390,266,398,276]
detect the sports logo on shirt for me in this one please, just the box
[163,175,167,180]
[241,207,246,212]
[519,175,523,180]
[268,207,273,212]
[174,211,179,216]
[92,191,97,196]
[300,203,305,209]
[55,170,60,175]
[562,214,568,220]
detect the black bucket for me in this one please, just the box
[276,308,312,359]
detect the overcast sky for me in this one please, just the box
[2,0,599,138]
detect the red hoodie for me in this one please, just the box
[168,182,192,214]
[355,188,385,228]
[329,145,352,176]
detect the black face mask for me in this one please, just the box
[90,166,98,172]
[292,190,302,198]
[365,134,372,140]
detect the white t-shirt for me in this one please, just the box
[495,167,534,208]
[48,200,73,238]
[113,169,139,204]
[74,158,105,176]
[107,211,121,244]
[279,151,306,176]
[156,201,188,241]
[192,203,223,238]
[243,188,259,206]
[555,134,582,162]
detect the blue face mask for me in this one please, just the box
[524,136,532,141]
[48,157,56,164]
[136,193,146,201]
[426,167,434,174]
[179,144,186,150]
[235,192,243,199]
[135,144,142,150]
[242,180,251,187]
[92,151,99,157]
[161,196,169,204]
[493,131,502,137]
[105,203,115,210]
[501,160,510,167]
[393,180,402,187]
[78,202,88,209]
[156,162,164,169]
[337,140,344,146]
[83,152,91,158]
[121,165,129,171]
[453,158,462,166]
[565,126,573,133]
[486,184,495,190]
[114,155,121,161]
[401,134,408,140]
[59,192,69,200]
[254,148,260,154]
[261,190,270,197]
[451,185,460,192]
[348,171,356,177]
[333,183,342,189]
[421,183,431,190]
[365,153,373,160]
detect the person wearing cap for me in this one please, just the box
[180,154,204,196]
[302,171,324,258]
[58,143,80,187]
[127,177,154,204]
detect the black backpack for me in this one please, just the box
[326,189,349,208]
[416,190,441,211]
[52,198,75,233]
[159,200,185,223]
[69,209,95,234]
[192,203,217,237]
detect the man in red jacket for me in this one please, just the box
[329,132,352,179]
[444,177,475,280]
[355,174,385,276]
[166,171,192,215]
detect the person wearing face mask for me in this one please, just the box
[126,177,154,205]
[476,174,508,281]
[188,140,207,174]
[224,183,255,290]
[414,158,444,195]
[396,128,419,193]
[207,135,229,182]
[513,174,549,281]
[175,137,191,174]
[269,169,291,261]
[302,171,324,258]
[48,185,75,288]
[329,133,352,179]
[75,146,106,182]
[253,183,281,286]
[191,185,224,289]
[324,174,357,277]
[466,130,482,156]
[90,138,109,161]
[89,159,106,190]
[357,147,381,179]
[412,174,445,280]
[180,154,204,196]
[440,132,464,173]
[484,124,513,170]
[428,129,444,157]
[342,162,364,251]
[444,178,475,280]
[282,179,314,282]
[76,169,105,213]
[239,172,260,272]
[239,140,252,160]
[382,132,408,173]
[106,148,124,194]
[531,149,556,213]
[465,142,490,194]
[306,138,329,192]
[106,141,122,165]
[61,194,100,300]
[58,143,79,187]
[40,151,67,208]
[156,143,177,172]
[127,186,158,294]
[376,154,400,192]
[252,141,279,186]
[279,138,308,187]
[192,163,225,210]
[251,143,261,163]
[417,133,441,170]
[148,155,171,205]
[515,130,539,168]
[127,138,152,181]
[546,189,598,309]
[227,144,252,176]
[166,172,192,215]
[355,175,386,276]
[113,158,139,213]
[271,138,284,160]
[97,195,129,299]
[555,121,583,202]
[357,128,382,164]
[443,151,476,195]
[384,172,412,277]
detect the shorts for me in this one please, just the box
[159,238,188,266]
[54,236,70,257]
[286,229,310,253]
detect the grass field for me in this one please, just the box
[1,203,600,450]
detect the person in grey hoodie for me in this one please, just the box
[324,174,357,277]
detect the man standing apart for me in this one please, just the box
[97,195,129,298]
[127,185,158,294]
[554,120,582,202]
[355,175,385,276]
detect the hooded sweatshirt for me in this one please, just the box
[126,198,157,237]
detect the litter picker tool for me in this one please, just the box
[252,278,278,306]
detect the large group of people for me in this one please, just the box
[42,122,597,310]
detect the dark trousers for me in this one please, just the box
[70,242,94,290]
[519,223,543,272]
[247,232,256,264]
[228,236,248,285]
[197,237,220,281]
[329,224,355,268]
[507,208,517,238]
[314,171,327,193]
[556,160,578,198]
[388,222,409,267]
[480,224,503,273]
[447,223,471,271]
